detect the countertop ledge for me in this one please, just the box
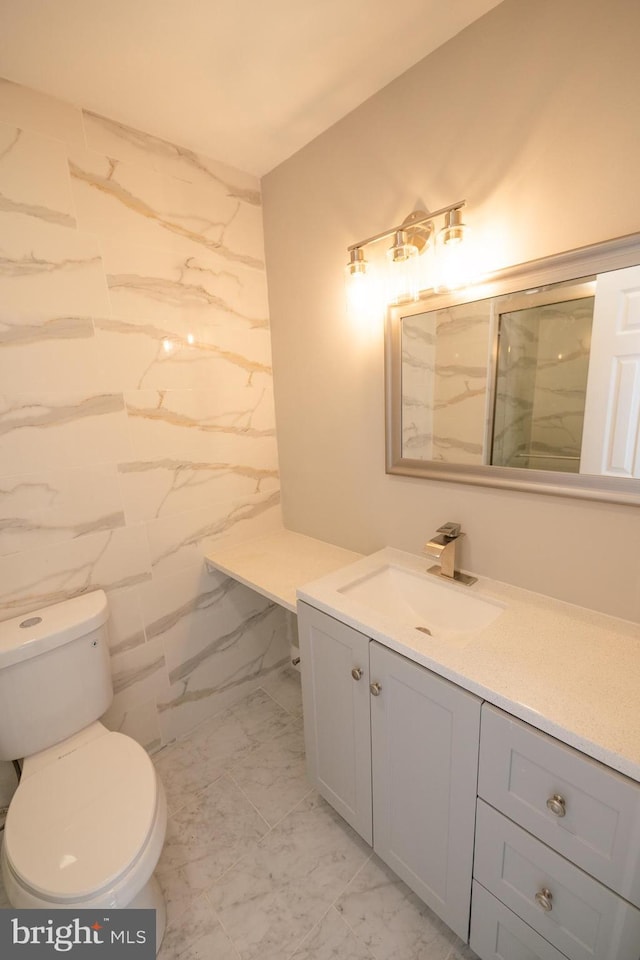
[204,529,363,612]
[298,547,640,786]
[206,533,640,785]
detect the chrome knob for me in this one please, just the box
[370,681,382,696]
[535,888,553,912]
[546,794,566,817]
[351,667,363,681]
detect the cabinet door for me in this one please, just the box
[298,602,372,843]
[370,641,480,941]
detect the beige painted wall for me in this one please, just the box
[262,0,640,622]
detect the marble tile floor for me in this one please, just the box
[0,666,478,960]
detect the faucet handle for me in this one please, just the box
[436,522,462,539]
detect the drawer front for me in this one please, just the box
[471,882,568,960]
[478,704,640,906]
[474,800,640,960]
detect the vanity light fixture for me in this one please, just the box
[345,247,380,323]
[435,206,471,290]
[439,206,467,245]
[345,200,468,311]
[385,228,421,304]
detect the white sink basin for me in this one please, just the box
[337,562,504,635]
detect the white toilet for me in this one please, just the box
[0,591,167,950]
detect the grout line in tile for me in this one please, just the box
[205,784,317,893]
[327,849,374,919]
[200,890,243,960]
[289,837,376,960]
[155,685,290,771]
[444,938,478,960]
[281,901,338,960]
[225,769,274,833]
[259,783,315,833]
[333,902,381,960]
[163,769,228,819]
[206,813,276,888]
[256,676,302,721]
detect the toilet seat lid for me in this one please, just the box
[5,731,158,901]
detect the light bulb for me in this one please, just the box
[386,230,420,304]
[345,248,380,329]
[436,209,471,290]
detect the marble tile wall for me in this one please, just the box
[0,78,288,800]
[527,302,592,471]
[492,298,593,471]
[401,312,436,459]
[401,302,491,463]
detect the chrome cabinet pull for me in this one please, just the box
[546,794,566,817]
[535,888,553,912]
[351,667,363,681]
[370,681,382,696]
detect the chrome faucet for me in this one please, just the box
[424,522,477,585]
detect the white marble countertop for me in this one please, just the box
[298,547,640,784]
[205,529,363,612]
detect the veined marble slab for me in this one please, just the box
[100,235,272,353]
[0,524,151,618]
[118,457,279,524]
[109,633,170,712]
[0,391,132,475]
[82,110,260,204]
[68,146,264,267]
[0,79,85,148]
[146,489,282,578]
[123,387,278,464]
[0,312,107,393]
[94,316,273,391]
[0,217,110,315]
[105,584,147,654]
[0,464,125,556]
[0,76,284,755]
[401,301,491,464]
[0,123,76,229]
[158,602,289,740]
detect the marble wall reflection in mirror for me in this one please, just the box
[386,232,640,504]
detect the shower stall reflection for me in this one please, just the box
[490,296,593,473]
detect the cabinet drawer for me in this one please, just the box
[470,881,567,960]
[474,800,640,960]
[478,705,640,906]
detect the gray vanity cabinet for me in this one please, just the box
[298,602,481,942]
[471,706,640,960]
[298,602,373,843]
[369,640,480,940]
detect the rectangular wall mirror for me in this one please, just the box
[385,232,640,504]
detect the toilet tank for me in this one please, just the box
[0,591,113,761]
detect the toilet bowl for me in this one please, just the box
[0,593,168,952]
[1,721,167,943]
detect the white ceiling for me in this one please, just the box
[0,0,503,176]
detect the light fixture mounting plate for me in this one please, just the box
[401,210,433,254]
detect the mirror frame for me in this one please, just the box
[385,231,640,505]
